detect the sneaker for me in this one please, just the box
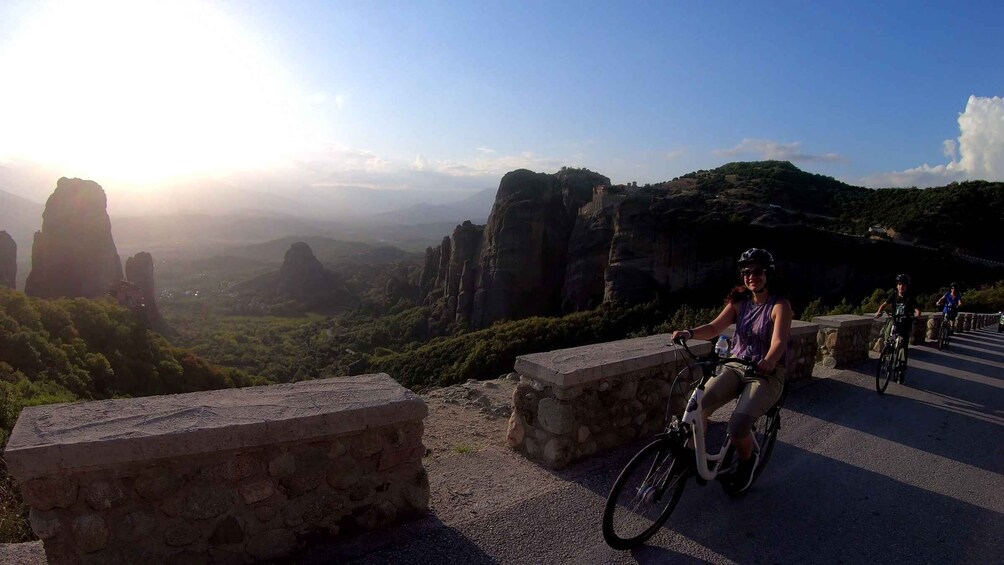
[730,450,760,493]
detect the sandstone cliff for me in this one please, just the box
[231,242,353,314]
[419,168,611,329]
[125,252,169,334]
[420,164,1002,327]
[471,168,610,327]
[0,231,15,289]
[24,178,123,299]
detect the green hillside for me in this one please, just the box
[673,161,1004,259]
[0,288,263,542]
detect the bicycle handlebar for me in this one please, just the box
[876,311,919,321]
[670,336,759,372]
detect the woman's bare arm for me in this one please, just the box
[760,299,792,374]
[670,303,737,342]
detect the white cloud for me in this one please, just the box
[942,139,958,160]
[858,163,961,189]
[955,95,1004,180]
[715,138,841,163]
[664,149,685,160]
[862,95,1004,188]
[476,147,497,154]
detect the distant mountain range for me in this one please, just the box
[372,188,495,224]
[222,235,410,266]
[4,162,1003,292]
[0,180,492,287]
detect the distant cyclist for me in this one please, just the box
[935,283,963,333]
[875,274,922,382]
[670,248,792,493]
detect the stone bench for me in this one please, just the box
[506,334,711,468]
[719,320,820,381]
[3,373,429,564]
[813,315,874,368]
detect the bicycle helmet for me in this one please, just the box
[949,282,958,289]
[895,273,911,285]
[737,248,775,268]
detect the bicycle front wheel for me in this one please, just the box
[751,408,781,483]
[602,438,689,550]
[876,347,894,394]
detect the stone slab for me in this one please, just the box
[790,319,820,336]
[923,312,945,319]
[721,319,817,338]
[4,373,427,480]
[812,314,874,328]
[514,334,712,387]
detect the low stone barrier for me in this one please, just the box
[911,313,930,345]
[507,335,711,469]
[813,315,874,368]
[3,374,429,564]
[963,313,974,331]
[720,320,819,381]
[925,312,945,341]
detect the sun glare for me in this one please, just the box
[0,0,309,187]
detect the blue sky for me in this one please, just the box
[0,0,1002,207]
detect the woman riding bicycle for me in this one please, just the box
[936,283,963,331]
[669,248,792,493]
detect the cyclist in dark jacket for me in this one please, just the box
[875,274,922,381]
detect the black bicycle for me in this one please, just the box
[937,313,954,351]
[876,312,909,393]
[601,337,788,550]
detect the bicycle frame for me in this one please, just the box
[881,313,908,348]
[678,385,733,482]
[665,347,764,483]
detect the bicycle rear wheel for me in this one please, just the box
[602,438,689,550]
[720,405,782,497]
[876,346,894,394]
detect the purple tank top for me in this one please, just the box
[731,296,778,363]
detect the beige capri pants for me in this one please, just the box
[702,362,785,439]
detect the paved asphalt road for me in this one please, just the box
[309,327,1004,565]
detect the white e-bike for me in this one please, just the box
[602,337,788,550]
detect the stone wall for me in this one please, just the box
[868,317,886,352]
[963,313,974,332]
[506,335,710,469]
[4,374,429,564]
[925,312,945,341]
[813,315,873,368]
[911,313,929,345]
